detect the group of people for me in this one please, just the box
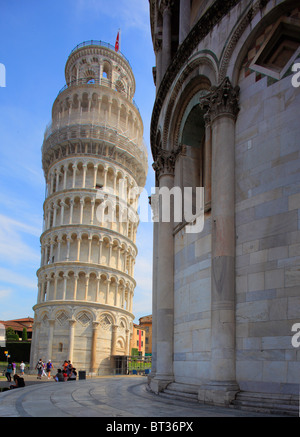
[35,359,77,382]
[35,358,54,379]
[4,362,25,390]
[4,361,26,381]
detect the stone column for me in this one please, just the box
[111,325,118,356]
[60,202,66,226]
[68,319,76,363]
[90,322,100,373]
[57,239,62,262]
[53,274,58,300]
[76,237,81,261]
[62,274,68,300]
[63,167,67,189]
[82,164,87,188]
[125,329,130,355]
[72,164,77,188]
[37,282,42,303]
[90,199,95,225]
[53,205,58,227]
[84,276,89,301]
[47,208,51,230]
[46,278,51,301]
[69,199,74,224]
[95,274,101,302]
[66,236,71,260]
[79,199,84,224]
[98,240,103,264]
[105,279,111,304]
[73,273,78,300]
[47,319,55,360]
[198,77,240,406]
[50,173,54,194]
[55,170,60,192]
[30,321,41,369]
[87,236,92,263]
[179,0,190,44]
[149,192,159,377]
[93,165,98,189]
[150,148,179,393]
[121,285,125,308]
[161,1,172,77]
[129,286,134,313]
[204,120,212,211]
[103,168,108,188]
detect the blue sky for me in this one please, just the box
[0,0,155,322]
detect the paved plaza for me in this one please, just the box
[0,375,280,418]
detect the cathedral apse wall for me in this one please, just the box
[149,0,300,413]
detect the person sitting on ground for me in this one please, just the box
[67,367,77,381]
[67,360,73,376]
[10,374,25,389]
[53,368,64,382]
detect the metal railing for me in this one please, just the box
[68,40,131,66]
[42,123,148,171]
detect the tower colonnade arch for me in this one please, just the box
[40,228,137,277]
[36,265,134,311]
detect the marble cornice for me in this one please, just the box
[33,300,135,320]
[37,263,137,287]
[40,224,138,253]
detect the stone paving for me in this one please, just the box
[0,375,279,418]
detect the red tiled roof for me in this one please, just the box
[139,315,152,324]
[0,317,33,333]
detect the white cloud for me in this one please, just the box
[0,289,12,300]
[0,268,37,290]
[0,214,40,265]
[0,214,41,237]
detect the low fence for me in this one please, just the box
[113,355,152,376]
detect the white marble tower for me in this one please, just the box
[30,41,148,374]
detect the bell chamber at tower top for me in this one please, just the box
[41,40,148,187]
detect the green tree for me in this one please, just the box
[6,327,19,341]
[22,327,28,341]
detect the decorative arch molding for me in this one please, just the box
[118,316,129,331]
[74,309,95,325]
[159,53,218,152]
[98,311,116,329]
[55,309,71,326]
[169,78,212,153]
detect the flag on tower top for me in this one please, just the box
[115,30,120,52]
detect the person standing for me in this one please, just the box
[41,361,47,378]
[46,360,53,379]
[35,358,43,379]
[19,361,25,376]
[12,361,16,375]
[5,362,13,382]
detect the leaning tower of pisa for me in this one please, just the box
[29,41,148,374]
